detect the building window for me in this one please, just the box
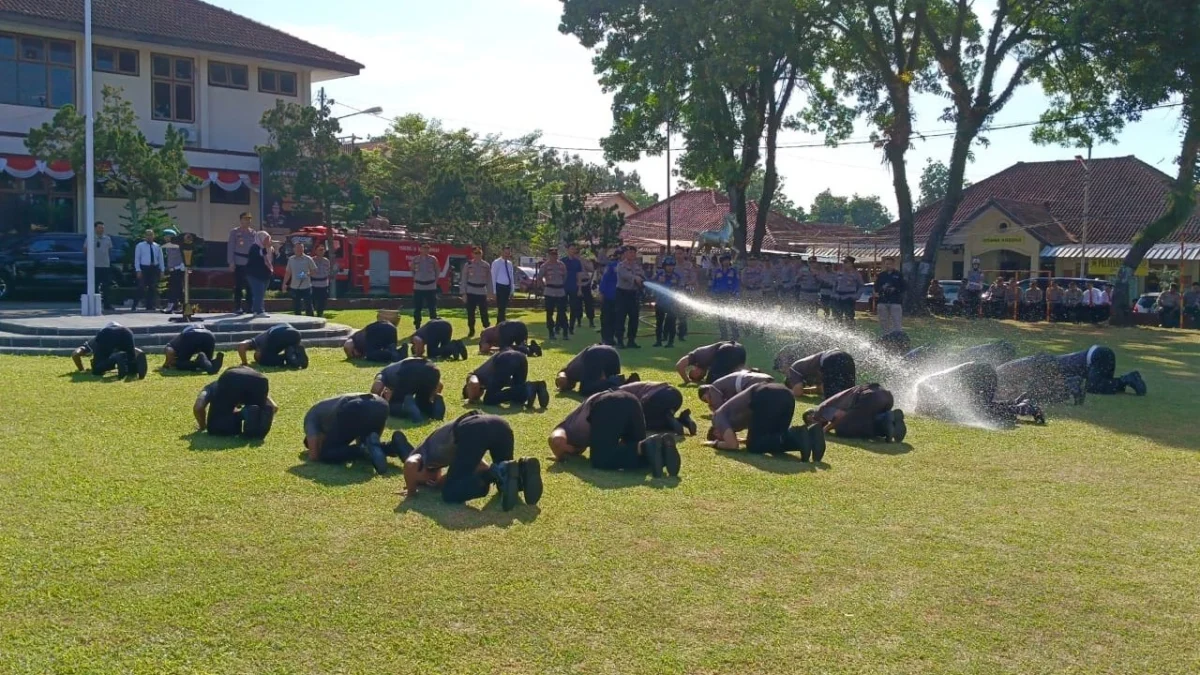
[209,185,250,205]
[0,174,77,234]
[94,45,138,76]
[258,68,297,97]
[208,61,248,90]
[151,54,194,122]
[0,32,76,108]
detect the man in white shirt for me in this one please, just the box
[1082,281,1105,323]
[134,228,165,312]
[491,245,516,323]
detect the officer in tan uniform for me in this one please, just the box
[462,246,493,338]
[797,255,821,311]
[411,241,440,329]
[537,247,570,340]
[616,246,646,348]
[833,256,863,324]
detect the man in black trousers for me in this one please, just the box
[492,245,516,323]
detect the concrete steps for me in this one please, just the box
[0,312,354,356]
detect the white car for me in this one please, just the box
[1133,292,1160,314]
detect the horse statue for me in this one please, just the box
[694,213,737,254]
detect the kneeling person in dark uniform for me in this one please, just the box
[411,318,467,360]
[619,380,696,436]
[549,389,681,477]
[371,357,446,423]
[238,324,308,369]
[193,366,278,438]
[1057,345,1147,396]
[556,344,636,395]
[478,320,540,356]
[71,322,147,379]
[803,383,906,442]
[675,341,747,385]
[995,353,1086,406]
[404,411,543,511]
[164,325,223,375]
[464,349,550,410]
[304,393,410,475]
[914,361,1045,427]
[343,311,407,363]
[784,349,856,398]
[705,382,825,460]
[699,369,775,412]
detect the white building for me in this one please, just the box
[0,0,361,259]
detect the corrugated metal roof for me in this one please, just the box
[1040,243,1200,261]
[806,246,925,262]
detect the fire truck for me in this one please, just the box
[273,225,474,295]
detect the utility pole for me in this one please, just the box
[317,87,339,300]
[1076,154,1091,278]
[82,0,98,315]
[665,114,672,250]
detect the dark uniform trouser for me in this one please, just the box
[364,346,401,363]
[713,293,739,340]
[233,265,249,312]
[745,385,796,454]
[545,294,568,335]
[258,326,302,366]
[1159,306,1181,328]
[315,398,389,463]
[167,270,184,306]
[466,292,490,332]
[655,306,677,344]
[600,296,618,344]
[616,289,639,343]
[706,345,748,385]
[820,351,857,398]
[565,290,579,332]
[206,407,243,436]
[413,289,438,327]
[426,338,455,360]
[831,386,894,439]
[588,394,648,471]
[482,357,529,406]
[91,349,135,376]
[1085,347,1125,394]
[95,266,115,309]
[291,288,314,316]
[176,351,214,373]
[495,284,512,323]
[444,413,513,503]
[573,287,595,328]
[641,387,683,433]
[138,267,161,310]
[311,287,329,317]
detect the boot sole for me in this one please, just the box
[663,438,681,477]
[892,410,907,443]
[519,458,543,506]
[500,468,520,511]
[810,424,826,463]
[645,439,665,478]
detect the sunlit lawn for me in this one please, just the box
[1,307,1198,673]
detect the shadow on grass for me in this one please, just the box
[156,367,210,378]
[180,431,265,451]
[286,454,404,487]
[715,449,825,475]
[395,493,541,530]
[61,371,129,383]
[461,402,550,417]
[547,458,680,491]
[831,437,914,456]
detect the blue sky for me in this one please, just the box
[212,0,1184,217]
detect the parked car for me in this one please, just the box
[1133,292,1161,314]
[0,233,131,300]
[516,265,539,297]
[938,280,962,308]
[1017,276,1107,292]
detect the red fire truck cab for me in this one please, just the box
[274,225,473,296]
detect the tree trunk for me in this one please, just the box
[917,120,977,302]
[730,184,749,255]
[753,111,782,255]
[883,85,920,312]
[1110,98,1200,325]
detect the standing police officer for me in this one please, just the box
[411,241,440,329]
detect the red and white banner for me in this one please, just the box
[0,154,259,192]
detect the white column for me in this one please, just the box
[82,0,99,315]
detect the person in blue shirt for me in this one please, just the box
[653,256,683,347]
[598,247,622,346]
[710,252,740,340]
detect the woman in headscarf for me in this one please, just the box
[245,230,274,318]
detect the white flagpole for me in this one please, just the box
[82,0,98,315]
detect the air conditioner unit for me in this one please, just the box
[177,126,199,147]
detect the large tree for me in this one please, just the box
[26,85,193,238]
[1034,0,1200,325]
[913,0,1074,303]
[823,0,941,304]
[362,114,538,250]
[561,0,842,254]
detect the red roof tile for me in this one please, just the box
[621,190,864,251]
[878,156,1200,245]
[0,0,361,73]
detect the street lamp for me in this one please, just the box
[334,106,382,121]
[1075,155,1090,278]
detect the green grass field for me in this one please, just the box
[2,309,1198,674]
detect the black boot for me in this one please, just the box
[624,372,640,384]
[534,381,550,409]
[786,426,811,462]
[661,434,681,477]
[528,340,543,358]
[808,424,826,463]
[640,435,666,478]
[389,430,414,459]
[1066,376,1086,405]
[361,433,388,475]
[135,350,148,380]
[210,352,225,375]
[677,409,697,436]
[524,382,538,409]
[517,457,543,506]
[1121,371,1147,396]
[873,412,895,442]
[397,343,410,360]
[489,461,520,511]
[890,410,907,443]
[400,395,425,424]
[113,353,130,379]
